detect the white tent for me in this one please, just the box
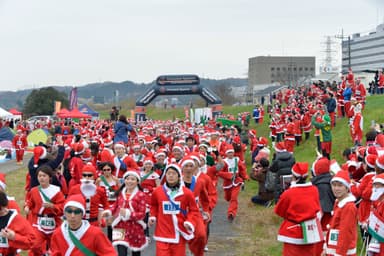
[0,108,15,119]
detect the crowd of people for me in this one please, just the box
[0,68,384,255]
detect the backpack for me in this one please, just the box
[265,170,277,192]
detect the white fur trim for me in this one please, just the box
[183,221,195,233]
[181,159,195,167]
[0,181,6,190]
[121,209,131,221]
[331,177,350,189]
[112,239,149,252]
[102,209,112,217]
[376,159,384,170]
[337,194,356,208]
[148,216,156,224]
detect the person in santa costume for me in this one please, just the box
[217,145,249,222]
[324,170,357,256]
[110,170,148,256]
[50,194,116,255]
[350,103,363,146]
[67,164,111,226]
[148,164,199,256]
[130,143,145,168]
[95,162,120,203]
[68,142,86,188]
[24,165,65,256]
[0,173,20,212]
[274,162,323,256]
[113,142,139,180]
[12,129,28,165]
[0,191,35,255]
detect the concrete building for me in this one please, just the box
[248,56,316,88]
[342,24,384,74]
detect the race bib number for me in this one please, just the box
[17,141,22,145]
[301,218,322,244]
[162,201,180,214]
[112,228,126,241]
[328,229,339,246]
[0,236,8,248]
[38,216,56,230]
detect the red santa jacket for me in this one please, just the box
[140,169,160,209]
[150,184,200,243]
[25,185,65,234]
[12,134,27,150]
[218,157,248,189]
[50,220,116,256]
[196,171,218,215]
[68,184,109,225]
[325,194,357,255]
[0,210,35,255]
[351,172,375,223]
[274,183,322,244]
[69,157,84,186]
[99,148,114,163]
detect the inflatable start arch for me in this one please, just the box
[135,75,222,121]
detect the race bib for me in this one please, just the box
[0,236,8,248]
[328,229,339,246]
[38,216,56,231]
[301,218,322,244]
[112,228,126,241]
[17,141,22,145]
[162,201,180,214]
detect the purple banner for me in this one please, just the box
[69,87,78,110]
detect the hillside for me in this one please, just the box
[0,77,247,109]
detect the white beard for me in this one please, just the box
[81,182,96,197]
[370,187,384,201]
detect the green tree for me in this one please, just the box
[23,87,69,116]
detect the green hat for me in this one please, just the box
[323,114,331,124]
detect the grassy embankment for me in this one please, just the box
[5,95,384,255]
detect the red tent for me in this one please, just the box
[60,108,91,119]
[8,108,22,115]
[56,108,70,118]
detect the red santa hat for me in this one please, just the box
[0,173,6,191]
[64,194,86,215]
[312,157,330,176]
[132,143,141,150]
[274,142,286,153]
[331,170,351,189]
[367,146,378,156]
[366,154,378,169]
[198,143,209,150]
[103,138,113,147]
[291,162,309,178]
[257,137,268,147]
[164,164,182,177]
[81,163,97,177]
[155,149,166,158]
[33,146,47,168]
[123,170,141,181]
[181,156,196,168]
[225,145,235,154]
[73,142,85,155]
[376,155,384,170]
[114,141,126,149]
[189,152,201,165]
[81,149,92,161]
[248,129,257,137]
[373,173,384,185]
[232,136,241,144]
[356,146,366,159]
[172,143,184,152]
[143,157,154,166]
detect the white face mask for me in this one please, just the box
[370,187,384,201]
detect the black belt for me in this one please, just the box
[38,214,55,218]
[86,217,98,222]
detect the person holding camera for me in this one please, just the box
[250,157,274,207]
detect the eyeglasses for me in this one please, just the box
[82,173,93,178]
[102,168,111,171]
[65,208,83,215]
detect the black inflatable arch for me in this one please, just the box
[135,75,223,121]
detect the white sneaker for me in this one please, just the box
[204,246,209,252]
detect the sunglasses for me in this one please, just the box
[65,208,83,215]
[102,168,111,171]
[82,173,94,178]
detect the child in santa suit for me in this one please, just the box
[110,170,148,256]
[113,142,139,179]
[217,145,249,222]
[0,191,35,255]
[324,170,357,255]
[351,103,363,146]
[67,164,111,226]
[24,165,65,256]
[12,129,27,165]
[366,173,384,255]
[274,162,323,256]
[148,164,200,256]
[50,194,116,256]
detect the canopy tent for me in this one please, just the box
[56,108,70,118]
[59,108,91,119]
[78,104,99,119]
[27,128,49,147]
[0,108,15,119]
[8,108,22,120]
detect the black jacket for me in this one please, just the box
[270,151,295,201]
[311,173,335,213]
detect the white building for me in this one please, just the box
[342,24,384,73]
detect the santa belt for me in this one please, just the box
[85,217,98,222]
[38,214,55,218]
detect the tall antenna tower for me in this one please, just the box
[320,36,338,73]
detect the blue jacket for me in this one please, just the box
[343,87,352,101]
[113,121,133,144]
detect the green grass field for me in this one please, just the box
[5,95,384,255]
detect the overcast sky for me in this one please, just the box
[0,0,383,91]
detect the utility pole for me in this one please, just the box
[335,29,351,74]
